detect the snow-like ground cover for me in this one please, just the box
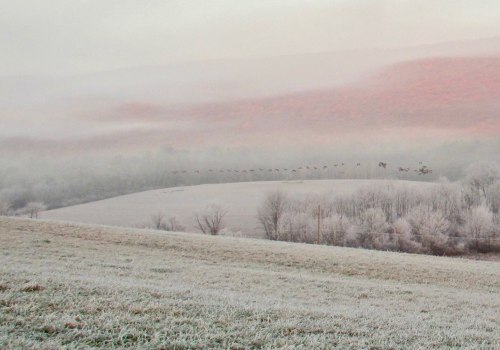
[42,179,434,237]
[0,217,498,349]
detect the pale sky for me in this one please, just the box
[1,0,500,76]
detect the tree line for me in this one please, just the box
[257,162,500,255]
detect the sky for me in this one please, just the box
[1,0,500,76]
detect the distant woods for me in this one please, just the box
[258,162,500,255]
[0,148,444,213]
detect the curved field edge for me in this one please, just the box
[40,179,436,236]
[1,217,499,349]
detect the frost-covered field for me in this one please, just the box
[42,179,434,237]
[1,217,499,349]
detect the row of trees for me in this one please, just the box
[0,201,46,219]
[2,139,499,211]
[258,162,500,255]
[147,204,228,235]
[2,143,479,212]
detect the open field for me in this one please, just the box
[42,179,434,237]
[1,217,499,349]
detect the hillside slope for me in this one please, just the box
[0,217,499,349]
[3,54,500,154]
[41,179,434,236]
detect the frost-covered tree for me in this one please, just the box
[194,203,227,235]
[151,211,166,230]
[0,200,11,216]
[357,208,389,249]
[321,215,351,246]
[279,212,315,243]
[486,181,500,214]
[464,162,500,200]
[258,190,288,240]
[407,205,451,255]
[19,202,46,219]
[392,218,422,253]
[463,206,494,252]
[166,216,185,232]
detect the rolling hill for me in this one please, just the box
[3,56,500,154]
[1,217,498,348]
[41,179,434,236]
[2,36,500,155]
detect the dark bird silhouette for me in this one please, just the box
[378,162,387,169]
[417,166,432,175]
[357,163,361,166]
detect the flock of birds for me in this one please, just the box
[169,162,433,176]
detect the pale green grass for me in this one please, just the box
[1,217,499,349]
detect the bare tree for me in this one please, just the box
[150,211,185,231]
[0,200,11,216]
[258,190,288,240]
[151,211,167,230]
[166,216,185,232]
[20,202,46,219]
[464,206,494,252]
[465,162,500,200]
[194,204,227,235]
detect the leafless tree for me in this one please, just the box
[194,203,227,235]
[258,190,288,240]
[465,162,500,200]
[20,202,46,219]
[464,206,494,252]
[166,216,185,232]
[151,211,185,231]
[151,211,166,230]
[0,200,11,216]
